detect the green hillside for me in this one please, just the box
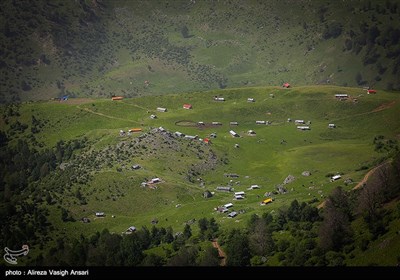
[1,0,400,103]
[1,85,400,266]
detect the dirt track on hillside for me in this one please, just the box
[372,100,397,113]
[317,162,389,209]
[352,162,388,190]
[212,239,226,266]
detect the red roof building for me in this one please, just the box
[282,83,290,88]
[183,104,193,109]
[203,138,210,144]
[367,89,377,94]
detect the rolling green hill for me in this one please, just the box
[1,0,400,103]
[1,85,399,265]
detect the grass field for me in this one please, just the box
[3,85,399,243]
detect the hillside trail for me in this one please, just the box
[317,161,389,209]
[332,100,397,122]
[120,101,151,111]
[77,106,141,124]
[352,162,388,190]
[212,239,226,266]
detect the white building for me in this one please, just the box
[229,130,239,137]
[297,126,310,130]
[157,107,167,112]
[330,175,341,182]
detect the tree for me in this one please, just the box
[119,234,145,266]
[323,22,343,39]
[287,199,301,222]
[167,246,198,266]
[198,218,209,235]
[319,197,353,251]
[249,219,274,256]
[141,253,164,266]
[226,229,250,266]
[198,245,220,266]
[183,224,192,240]
[163,226,174,243]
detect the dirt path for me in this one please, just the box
[352,162,388,190]
[120,101,151,112]
[78,106,141,124]
[331,100,397,123]
[372,100,397,113]
[317,162,389,209]
[212,239,226,266]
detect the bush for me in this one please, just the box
[323,22,343,39]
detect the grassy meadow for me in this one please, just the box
[3,85,399,240]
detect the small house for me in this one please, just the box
[230,121,239,126]
[282,83,290,88]
[185,135,198,140]
[261,198,273,205]
[210,133,217,138]
[330,175,341,182]
[129,128,142,133]
[203,190,213,198]
[328,124,336,128]
[158,126,165,132]
[228,211,238,218]
[216,186,233,192]
[229,130,239,137]
[212,121,222,125]
[247,130,256,135]
[256,120,266,124]
[247,98,255,102]
[198,121,205,125]
[127,226,136,232]
[217,207,229,213]
[175,131,185,137]
[203,138,210,144]
[224,203,234,208]
[95,212,105,217]
[214,97,225,101]
[150,114,157,119]
[234,195,244,200]
[234,191,245,196]
[367,89,377,94]
[112,96,124,101]
[294,120,305,124]
[224,173,239,178]
[297,126,310,130]
[183,104,193,109]
[150,178,161,184]
[249,185,260,190]
[157,107,167,112]
[335,94,348,99]
[131,164,141,170]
